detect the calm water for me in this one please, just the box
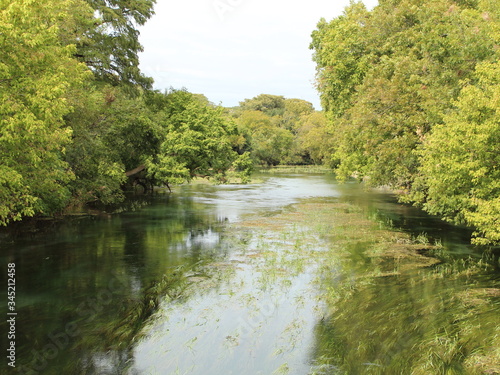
[0,173,498,374]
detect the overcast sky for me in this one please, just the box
[138,0,378,110]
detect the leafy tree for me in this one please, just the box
[296,112,330,165]
[236,110,295,166]
[0,0,92,224]
[76,0,156,89]
[65,85,160,204]
[409,60,500,245]
[310,2,371,117]
[239,94,286,116]
[234,95,321,165]
[146,91,240,185]
[231,152,254,183]
[280,98,315,133]
[313,0,497,187]
[312,0,500,243]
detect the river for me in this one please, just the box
[1,172,498,374]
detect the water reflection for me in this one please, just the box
[0,194,228,374]
[312,265,500,374]
[0,173,497,375]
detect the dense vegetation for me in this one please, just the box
[0,0,327,226]
[230,94,330,166]
[311,0,500,245]
[2,0,498,246]
[0,0,219,223]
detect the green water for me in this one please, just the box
[0,173,498,374]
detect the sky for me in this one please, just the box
[138,0,379,110]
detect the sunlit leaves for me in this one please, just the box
[77,0,156,89]
[147,91,239,184]
[310,2,371,117]
[234,95,326,166]
[312,0,500,243]
[296,112,331,165]
[0,0,92,223]
[236,110,295,166]
[414,60,500,244]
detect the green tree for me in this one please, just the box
[410,59,500,245]
[146,91,240,185]
[313,0,497,188]
[235,95,320,165]
[65,85,160,204]
[296,112,330,165]
[0,0,92,224]
[231,152,254,183]
[280,98,315,133]
[239,94,286,116]
[76,0,156,89]
[312,0,500,243]
[310,2,371,117]
[236,110,295,166]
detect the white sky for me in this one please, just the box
[138,0,378,110]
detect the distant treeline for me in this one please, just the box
[311,0,500,245]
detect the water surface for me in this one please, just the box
[0,173,498,374]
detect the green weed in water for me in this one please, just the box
[236,200,500,375]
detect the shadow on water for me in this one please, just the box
[0,194,230,374]
[306,182,500,375]
[0,173,498,375]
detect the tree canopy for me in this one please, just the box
[3,0,498,247]
[77,0,156,89]
[0,0,249,225]
[311,0,500,244]
[145,90,242,185]
[0,0,92,222]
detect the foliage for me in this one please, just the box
[296,112,332,165]
[0,0,92,224]
[77,0,156,89]
[65,85,160,205]
[231,152,254,183]
[239,94,286,116]
[1,0,260,224]
[235,110,294,166]
[312,0,500,243]
[310,2,371,117]
[146,90,240,185]
[280,98,315,133]
[234,95,328,166]
[409,59,500,245]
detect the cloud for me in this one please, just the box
[138,0,379,109]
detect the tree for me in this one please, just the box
[310,2,371,117]
[0,0,92,224]
[236,110,295,166]
[146,91,240,185]
[239,94,285,116]
[280,98,315,133]
[296,112,330,165]
[409,59,500,245]
[312,0,497,188]
[312,0,500,243]
[76,0,156,89]
[65,85,160,204]
[234,95,320,165]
